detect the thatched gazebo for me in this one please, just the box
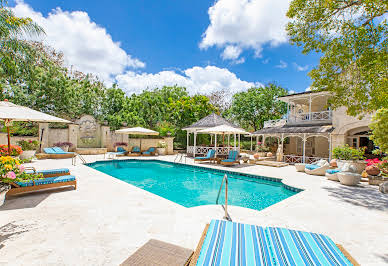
[183,113,245,157]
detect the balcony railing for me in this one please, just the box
[187,146,239,156]
[263,110,332,128]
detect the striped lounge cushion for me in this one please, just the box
[26,168,70,175]
[267,227,352,265]
[34,175,76,186]
[196,220,352,266]
[196,220,272,266]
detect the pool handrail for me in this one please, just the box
[216,174,231,221]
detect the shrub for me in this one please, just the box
[0,156,42,184]
[332,145,366,160]
[113,142,127,147]
[257,145,270,152]
[53,142,73,147]
[0,145,22,156]
[17,140,39,151]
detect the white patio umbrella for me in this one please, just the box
[198,124,249,152]
[0,100,71,154]
[115,127,159,151]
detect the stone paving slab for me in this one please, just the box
[0,155,387,265]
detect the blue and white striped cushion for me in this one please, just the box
[34,175,76,186]
[26,168,70,175]
[196,220,272,266]
[267,227,352,266]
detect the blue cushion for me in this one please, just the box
[26,168,70,175]
[326,169,340,174]
[34,175,76,185]
[222,159,235,163]
[43,148,56,154]
[306,164,320,170]
[52,147,66,153]
[143,151,151,155]
[148,147,155,152]
[132,146,140,153]
[117,147,126,152]
[16,180,34,187]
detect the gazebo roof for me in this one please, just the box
[183,113,238,131]
[252,124,334,135]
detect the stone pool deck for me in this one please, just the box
[0,155,387,265]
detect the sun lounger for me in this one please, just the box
[221,150,240,166]
[105,147,128,159]
[6,175,77,198]
[326,168,341,181]
[194,149,216,163]
[36,147,76,159]
[131,146,141,154]
[25,167,70,178]
[190,220,357,266]
[142,147,156,156]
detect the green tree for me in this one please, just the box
[287,0,388,116]
[0,1,44,86]
[227,84,288,131]
[370,108,388,154]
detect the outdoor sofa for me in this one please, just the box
[221,150,240,166]
[194,149,215,163]
[36,147,76,159]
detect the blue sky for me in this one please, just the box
[11,0,321,95]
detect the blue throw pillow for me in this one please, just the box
[306,164,320,170]
[326,169,340,174]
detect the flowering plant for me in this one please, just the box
[256,145,270,152]
[366,158,388,177]
[113,142,127,147]
[0,145,23,156]
[53,142,73,148]
[0,156,42,184]
[332,145,366,160]
[17,140,39,151]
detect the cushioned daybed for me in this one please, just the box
[36,147,76,159]
[190,219,357,266]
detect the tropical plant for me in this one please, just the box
[287,0,388,116]
[17,139,39,150]
[0,156,42,184]
[227,84,288,131]
[370,108,388,154]
[257,146,270,152]
[0,145,22,156]
[53,141,73,148]
[157,141,167,148]
[332,145,366,161]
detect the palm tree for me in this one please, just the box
[0,0,45,84]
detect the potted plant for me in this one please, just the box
[256,144,269,157]
[0,156,43,206]
[156,141,167,155]
[332,145,366,174]
[53,142,74,152]
[113,142,128,152]
[17,140,39,160]
[365,157,388,186]
[0,145,22,159]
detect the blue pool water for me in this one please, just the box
[87,160,299,211]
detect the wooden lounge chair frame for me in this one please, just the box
[142,147,156,156]
[188,224,359,266]
[6,179,76,198]
[35,153,76,159]
[220,152,240,166]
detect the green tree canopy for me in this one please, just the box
[287,0,388,116]
[370,108,388,154]
[227,84,288,131]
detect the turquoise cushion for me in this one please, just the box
[34,175,76,185]
[43,148,56,154]
[132,146,140,153]
[26,168,70,175]
[16,180,34,187]
[222,159,235,163]
[148,147,155,152]
[306,164,320,170]
[52,147,65,154]
[326,169,340,174]
[143,151,151,155]
[117,147,126,152]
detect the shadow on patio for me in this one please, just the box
[323,184,388,211]
[0,187,74,211]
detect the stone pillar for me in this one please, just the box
[68,124,79,151]
[163,137,175,155]
[101,125,111,149]
[38,123,49,152]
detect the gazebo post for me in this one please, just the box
[186,131,189,147]
[214,133,217,157]
[234,133,236,150]
[193,132,197,158]
[238,134,241,150]
[303,133,306,163]
[228,134,230,153]
[250,135,253,151]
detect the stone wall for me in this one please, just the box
[0,133,38,146]
[128,137,174,154]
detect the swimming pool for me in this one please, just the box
[87,160,300,211]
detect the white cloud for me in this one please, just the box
[289,90,295,94]
[221,45,242,60]
[262,58,270,64]
[293,63,309,72]
[200,0,291,59]
[116,66,262,95]
[275,60,288,69]
[12,1,145,83]
[305,87,311,92]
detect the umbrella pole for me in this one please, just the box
[7,125,11,155]
[39,128,45,153]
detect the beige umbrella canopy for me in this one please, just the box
[115,127,159,151]
[197,124,249,135]
[0,100,71,154]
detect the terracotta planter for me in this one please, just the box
[338,172,361,186]
[366,165,380,176]
[156,148,166,155]
[19,150,36,160]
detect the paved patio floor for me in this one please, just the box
[1,155,387,265]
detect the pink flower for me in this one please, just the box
[6,171,16,179]
[17,165,25,172]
